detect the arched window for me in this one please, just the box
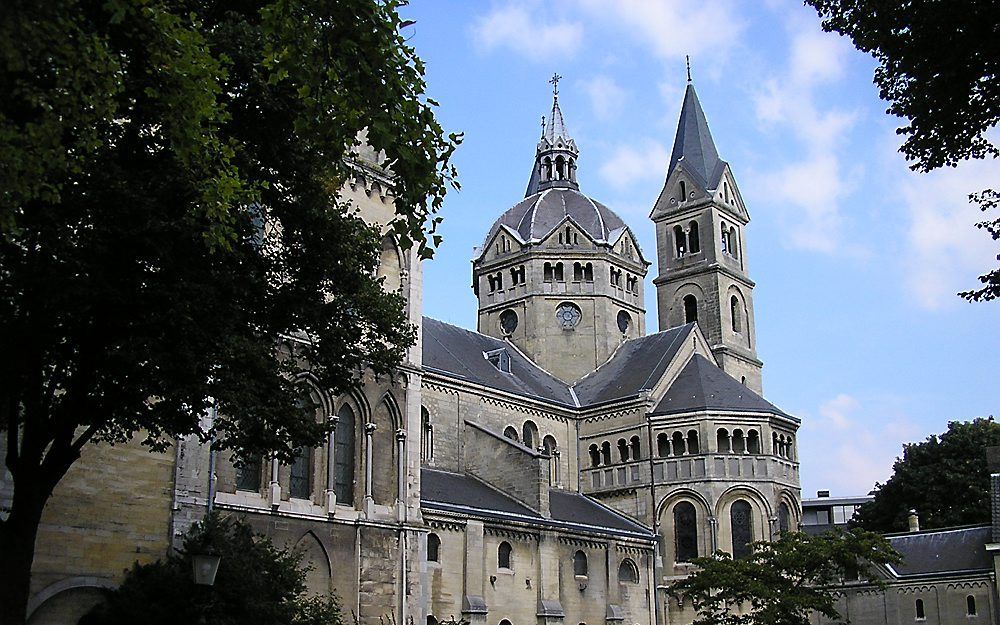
[673,225,686,257]
[290,447,312,499]
[498,541,513,569]
[543,435,559,485]
[235,454,262,492]
[428,617,438,625]
[617,438,629,462]
[421,406,433,462]
[601,441,612,465]
[778,502,791,534]
[688,221,700,253]
[657,433,670,458]
[554,262,564,281]
[671,431,686,456]
[334,404,356,504]
[967,595,977,616]
[573,262,583,281]
[544,262,553,282]
[629,436,641,460]
[732,429,746,454]
[717,428,731,453]
[544,157,552,180]
[617,559,639,583]
[686,430,700,454]
[427,533,441,562]
[915,599,925,619]
[503,425,519,442]
[522,420,539,450]
[573,550,588,577]
[589,444,601,467]
[747,430,760,454]
[556,155,565,179]
[729,227,739,259]
[674,502,698,562]
[679,180,687,201]
[731,295,742,333]
[720,222,729,254]
[730,500,753,560]
[683,295,698,324]
[378,235,402,293]
[584,263,593,281]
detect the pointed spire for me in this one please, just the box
[668,81,724,191]
[525,75,579,196]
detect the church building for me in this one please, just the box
[8,78,802,625]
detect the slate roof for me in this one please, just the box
[885,526,993,577]
[420,468,653,539]
[421,317,575,406]
[483,188,630,251]
[668,83,728,192]
[573,325,693,406]
[651,353,791,418]
[545,94,570,143]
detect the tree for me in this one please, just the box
[81,513,343,625]
[806,0,1000,302]
[669,529,900,625]
[854,417,1000,532]
[0,1,459,623]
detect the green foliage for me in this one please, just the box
[854,417,1000,532]
[669,529,900,625]
[82,513,342,625]
[0,2,457,622]
[806,0,999,301]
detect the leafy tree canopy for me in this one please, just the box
[669,529,900,625]
[854,417,1000,532]
[82,513,342,625]
[0,1,457,622]
[806,0,1000,301]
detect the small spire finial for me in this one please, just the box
[686,55,692,83]
[540,115,546,137]
[549,72,562,96]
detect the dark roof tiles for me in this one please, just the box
[886,526,992,577]
[572,325,693,406]
[483,188,629,250]
[652,353,790,418]
[668,83,728,192]
[422,317,575,406]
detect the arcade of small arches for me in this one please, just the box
[585,427,794,468]
[539,153,577,184]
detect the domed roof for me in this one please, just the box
[483,187,630,248]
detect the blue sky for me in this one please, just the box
[399,0,999,497]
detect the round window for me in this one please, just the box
[499,309,518,335]
[617,310,632,334]
[555,302,582,330]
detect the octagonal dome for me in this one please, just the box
[483,187,636,251]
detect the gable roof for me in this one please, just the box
[420,468,653,539]
[422,317,575,406]
[668,83,728,192]
[885,525,993,577]
[652,353,791,418]
[572,325,693,406]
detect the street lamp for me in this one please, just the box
[191,552,221,586]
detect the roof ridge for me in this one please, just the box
[637,324,693,392]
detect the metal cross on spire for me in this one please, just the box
[549,73,562,96]
[686,55,692,82]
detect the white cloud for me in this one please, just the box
[898,155,1000,310]
[750,20,861,254]
[470,5,582,61]
[580,75,627,120]
[599,140,670,190]
[579,0,745,61]
[799,393,921,496]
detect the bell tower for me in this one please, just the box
[650,79,763,393]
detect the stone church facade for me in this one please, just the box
[8,78,992,625]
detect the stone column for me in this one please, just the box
[325,415,339,514]
[553,449,561,488]
[709,516,718,553]
[396,428,407,521]
[363,422,377,516]
[269,455,281,506]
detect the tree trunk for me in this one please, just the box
[0,498,46,625]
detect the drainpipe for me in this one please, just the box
[206,400,217,514]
